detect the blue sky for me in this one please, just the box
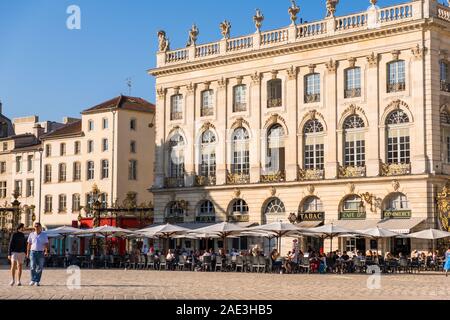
[0,0,406,122]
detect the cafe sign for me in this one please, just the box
[339,211,366,220]
[383,210,412,219]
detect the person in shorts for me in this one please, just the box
[8,223,27,286]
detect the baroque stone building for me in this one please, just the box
[150,0,450,254]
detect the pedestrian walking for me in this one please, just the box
[444,246,450,277]
[26,222,49,286]
[8,223,27,286]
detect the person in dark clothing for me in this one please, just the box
[8,223,27,286]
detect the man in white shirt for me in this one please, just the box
[26,222,49,286]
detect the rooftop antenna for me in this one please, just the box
[126,77,132,96]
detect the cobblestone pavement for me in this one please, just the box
[0,268,449,300]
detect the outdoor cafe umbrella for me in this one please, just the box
[45,226,80,254]
[357,227,402,254]
[307,224,355,253]
[240,230,278,254]
[75,225,136,253]
[191,222,247,251]
[46,226,80,235]
[407,228,450,253]
[137,223,190,253]
[248,222,302,253]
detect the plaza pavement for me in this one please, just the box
[0,268,449,300]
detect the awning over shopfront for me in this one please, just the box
[329,219,380,231]
[175,222,258,230]
[377,218,425,234]
[297,221,323,228]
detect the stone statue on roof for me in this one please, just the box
[157,30,170,52]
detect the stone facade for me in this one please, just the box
[150,0,450,253]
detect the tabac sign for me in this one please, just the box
[437,183,450,232]
[288,212,324,224]
[297,212,324,221]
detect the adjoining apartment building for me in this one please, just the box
[39,95,155,229]
[150,0,450,254]
[0,96,155,231]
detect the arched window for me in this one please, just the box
[301,196,323,213]
[170,94,183,120]
[267,79,282,108]
[304,73,320,103]
[264,198,286,214]
[386,110,410,164]
[231,128,249,175]
[233,85,247,112]
[197,200,216,223]
[387,60,405,92]
[343,115,365,167]
[230,199,249,215]
[200,130,216,177]
[165,202,185,223]
[385,193,409,211]
[344,67,361,98]
[201,90,214,116]
[303,119,324,170]
[442,109,450,164]
[441,61,449,92]
[169,134,185,178]
[265,124,285,174]
[342,195,363,212]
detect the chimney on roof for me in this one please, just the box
[0,100,3,115]
[63,117,79,124]
[33,123,44,138]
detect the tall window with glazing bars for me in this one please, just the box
[387,60,405,93]
[200,130,216,178]
[231,128,250,175]
[304,73,320,103]
[170,94,183,120]
[386,110,410,164]
[441,60,450,92]
[343,115,366,167]
[201,90,214,117]
[169,134,185,179]
[303,119,324,170]
[233,85,247,112]
[267,79,282,108]
[344,67,361,98]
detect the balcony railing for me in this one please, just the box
[297,167,324,181]
[170,112,183,121]
[233,102,247,112]
[267,98,282,108]
[195,175,216,186]
[344,88,361,99]
[380,162,411,176]
[304,93,320,104]
[226,171,250,184]
[338,165,366,178]
[156,1,431,69]
[387,82,405,93]
[441,80,450,93]
[260,170,285,183]
[227,214,250,223]
[165,177,185,188]
[201,106,214,117]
